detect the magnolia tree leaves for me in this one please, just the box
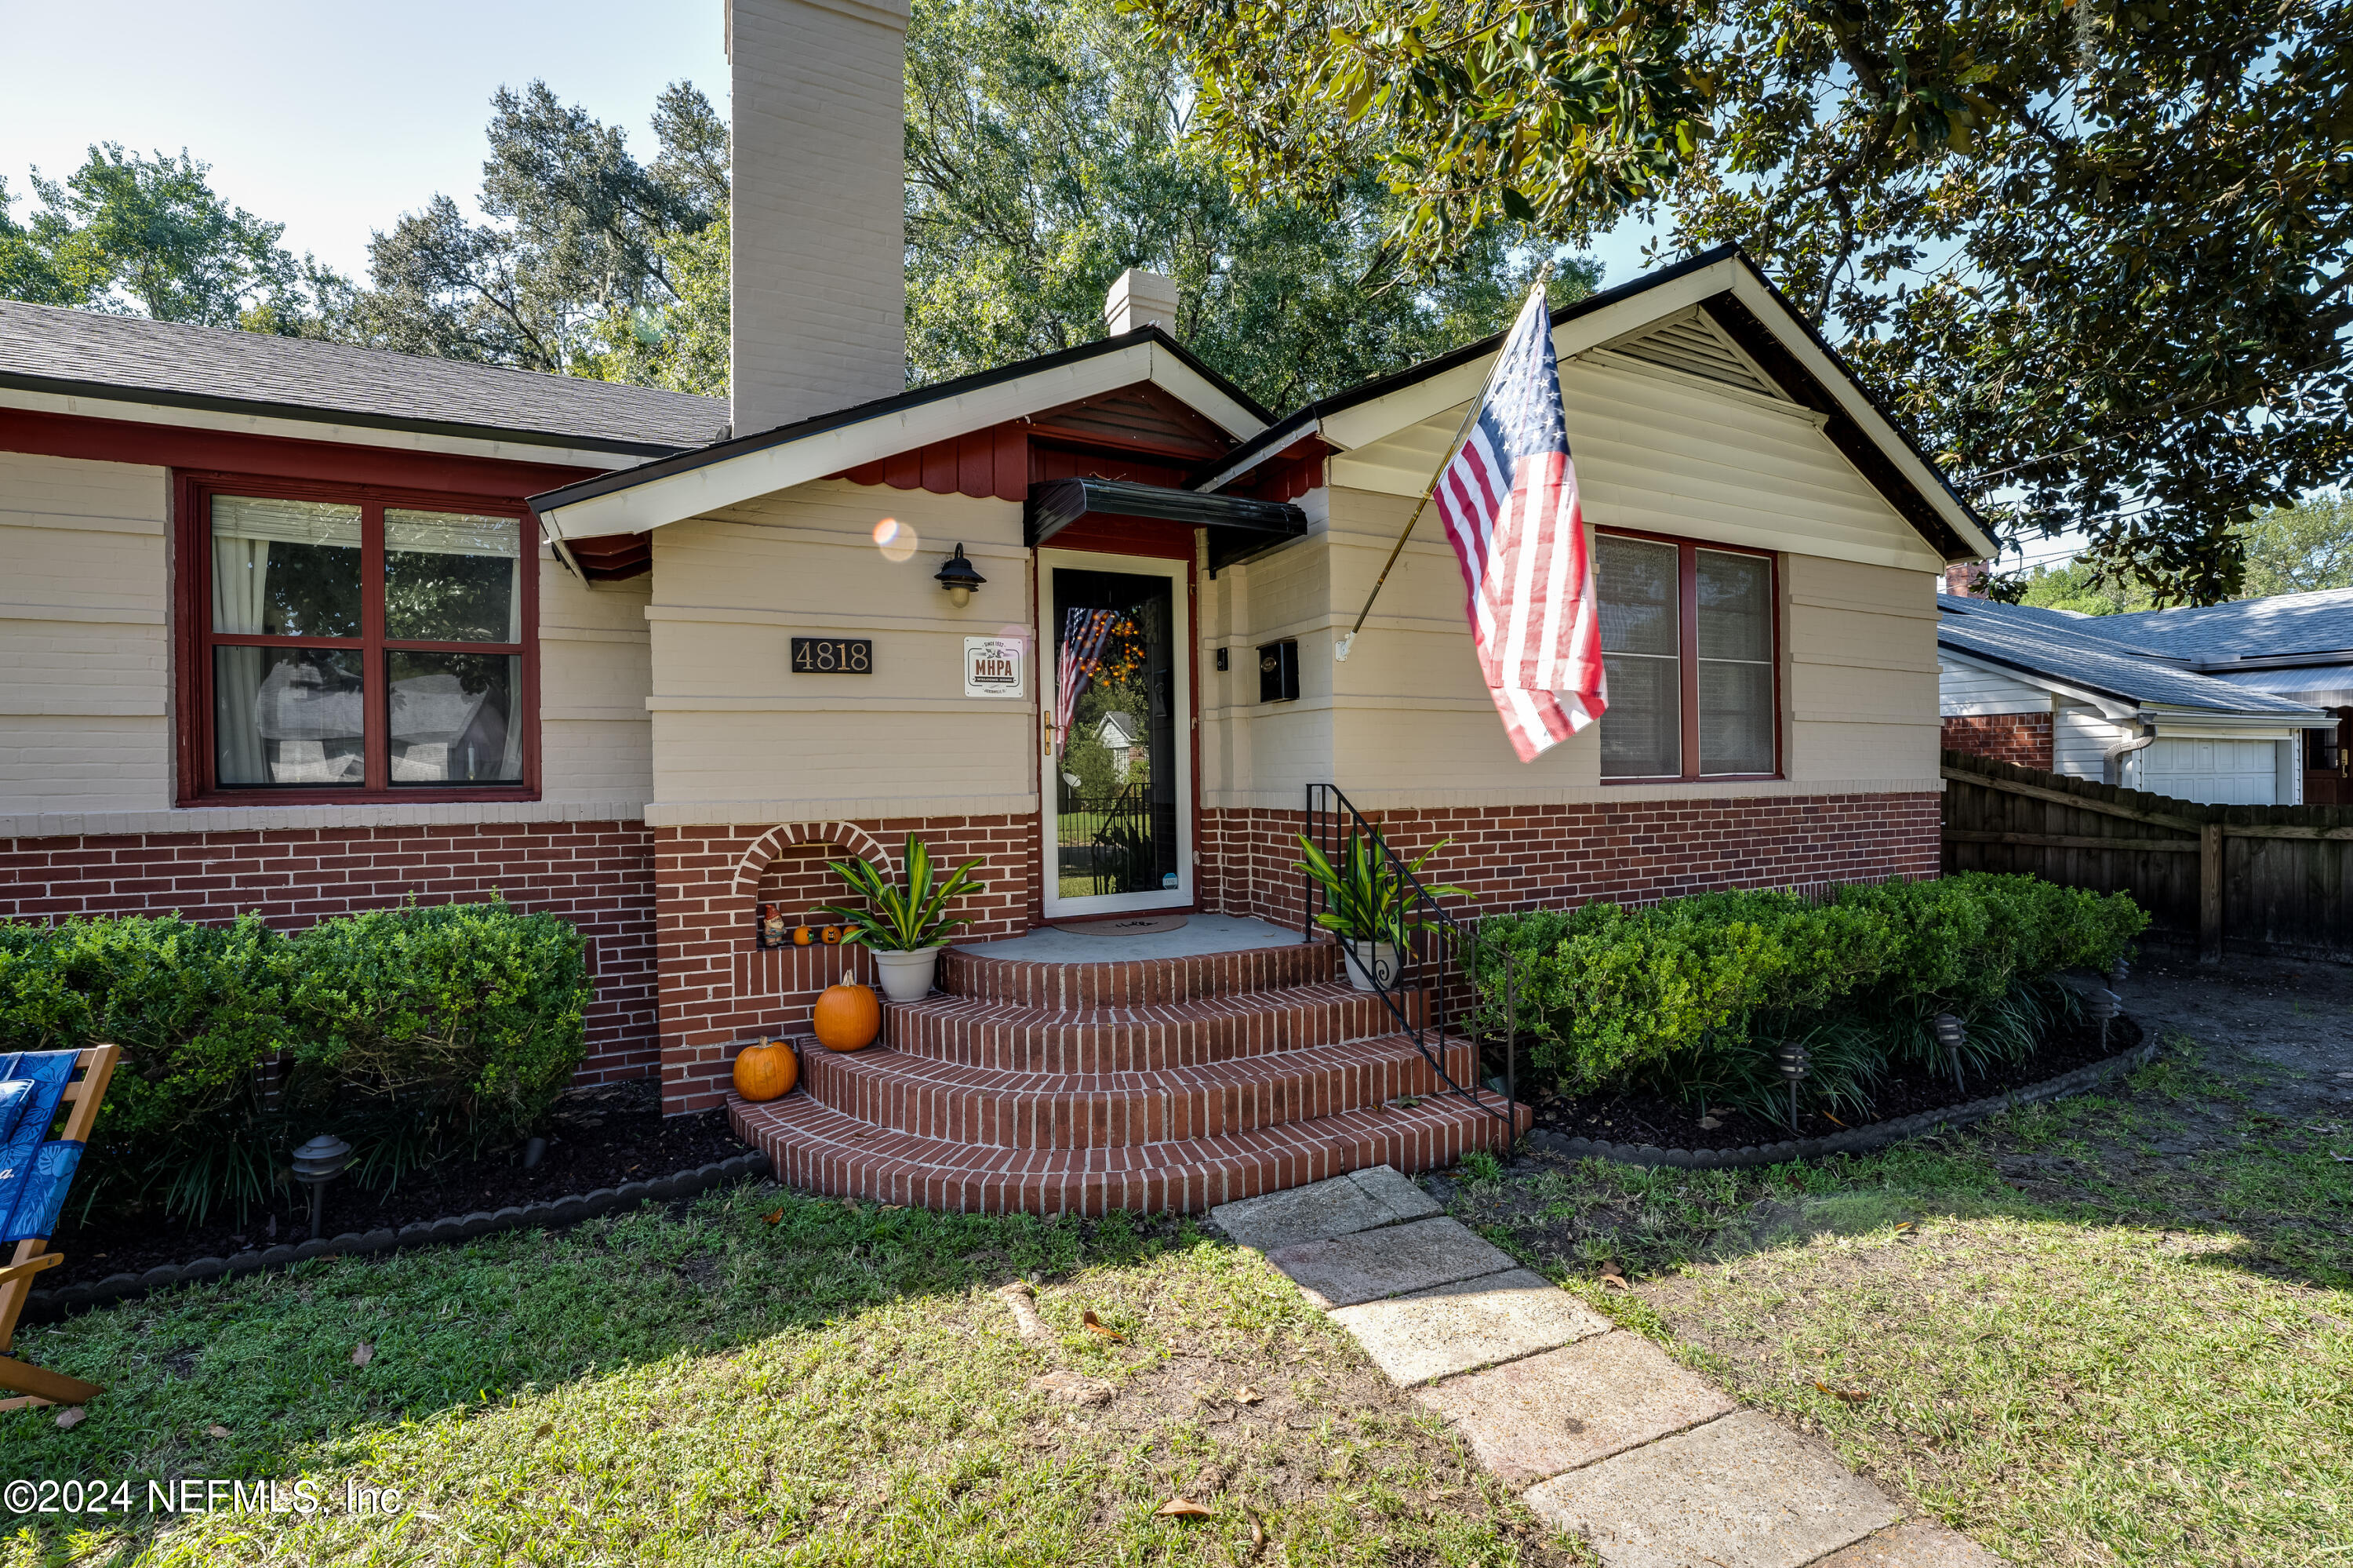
[1135,0,2353,605]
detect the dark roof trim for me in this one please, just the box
[1026,477,1307,576]
[527,326,1274,516]
[0,366,690,460]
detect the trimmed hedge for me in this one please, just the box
[1471,873,2148,1096]
[0,900,590,1224]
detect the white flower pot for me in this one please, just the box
[871,946,943,1004]
[1342,939,1398,992]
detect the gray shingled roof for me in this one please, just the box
[1937,595,2323,717]
[0,299,729,453]
[2091,588,2353,664]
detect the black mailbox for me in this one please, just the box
[1257,638,1299,704]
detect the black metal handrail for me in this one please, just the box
[1302,783,1515,1126]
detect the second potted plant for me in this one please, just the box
[821,835,990,1003]
[1293,831,1470,991]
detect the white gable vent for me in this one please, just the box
[1609,310,1780,398]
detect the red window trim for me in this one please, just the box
[173,471,542,805]
[1595,526,1783,784]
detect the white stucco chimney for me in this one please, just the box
[1104,267,1180,337]
[726,0,910,436]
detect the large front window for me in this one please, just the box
[195,486,533,797]
[1597,533,1779,780]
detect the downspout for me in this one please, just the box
[2103,717,2158,786]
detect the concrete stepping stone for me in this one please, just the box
[1266,1216,1516,1309]
[1812,1519,2009,1566]
[1210,1165,1441,1251]
[1522,1410,1900,1568]
[1331,1267,1610,1385]
[1413,1329,1737,1483]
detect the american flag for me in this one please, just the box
[1434,287,1606,762]
[1052,608,1122,756]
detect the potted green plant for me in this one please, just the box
[1292,832,1471,991]
[820,835,989,1002]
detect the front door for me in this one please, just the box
[1040,548,1191,918]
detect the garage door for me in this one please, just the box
[2137,737,2280,804]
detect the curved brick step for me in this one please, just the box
[878,982,1413,1073]
[798,1033,1478,1149]
[938,939,1337,1008]
[731,1086,1526,1216]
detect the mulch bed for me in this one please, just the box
[44,1079,753,1291]
[1526,1014,2147,1152]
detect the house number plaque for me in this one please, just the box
[791,636,872,674]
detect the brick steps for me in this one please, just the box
[799,1031,1478,1149]
[729,933,1528,1216]
[878,981,1409,1073]
[732,1086,1522,1216]
[936,940,1335,1006]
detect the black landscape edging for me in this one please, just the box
[23,1151,775,1324]
[1522,1033,2162,1172]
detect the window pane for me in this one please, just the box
[1597,536,1678,655]
[389,651,522,784]
[1696,550,1771,661]
[1601,654,1680,777]
[385,510,522,643]
[1700,660,1774,773]
[211,497,362,638]
[215,646,365,786]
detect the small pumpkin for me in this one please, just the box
[732,1039,800,1102]
[813,981,882,1053]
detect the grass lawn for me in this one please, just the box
[1457,1033,2353,1567]
[0,1190,1577,1566]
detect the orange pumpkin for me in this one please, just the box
[813,981,882,1053]
[732,1039,800,1102]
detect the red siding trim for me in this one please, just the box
[0,406,602,497]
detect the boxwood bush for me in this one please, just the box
[0,900,590,1226]
[1470,872,2147,1116]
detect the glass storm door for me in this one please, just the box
[1041,550,1191,918]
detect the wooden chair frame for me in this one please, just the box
[0,1044,119,1410]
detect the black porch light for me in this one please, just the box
[935,544,987,607]
[292,1133,353,1241]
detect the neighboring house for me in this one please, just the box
[4,0,1997,1206]
[1938,594,2334,805]
[1096,711,1140,780]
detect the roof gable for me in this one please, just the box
[530,328,1268,538]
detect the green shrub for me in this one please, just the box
[0,913,291,1222]
[1473,873,2145,1097]
[282,900,589,1188]
[0,899,591,1224]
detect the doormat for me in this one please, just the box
[1053,915,1190,937]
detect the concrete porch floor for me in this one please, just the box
[953,913,1300,963]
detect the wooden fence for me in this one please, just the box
[1940,748,2353,962]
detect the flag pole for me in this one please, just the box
[1334,267,1551,663]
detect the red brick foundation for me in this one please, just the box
[1941,713,2054,771]
[655,815,1037,1115]
[1199,790,1944,926]
[0,821,658,1083]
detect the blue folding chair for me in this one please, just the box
[0,1045,118,1410]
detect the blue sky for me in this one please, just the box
[1,0,727,278]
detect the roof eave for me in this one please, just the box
[0,368,696,460]
[530,331,1270,538]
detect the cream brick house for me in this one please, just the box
[0,0,1994,1212]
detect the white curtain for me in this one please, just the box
[210,536,271,783]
